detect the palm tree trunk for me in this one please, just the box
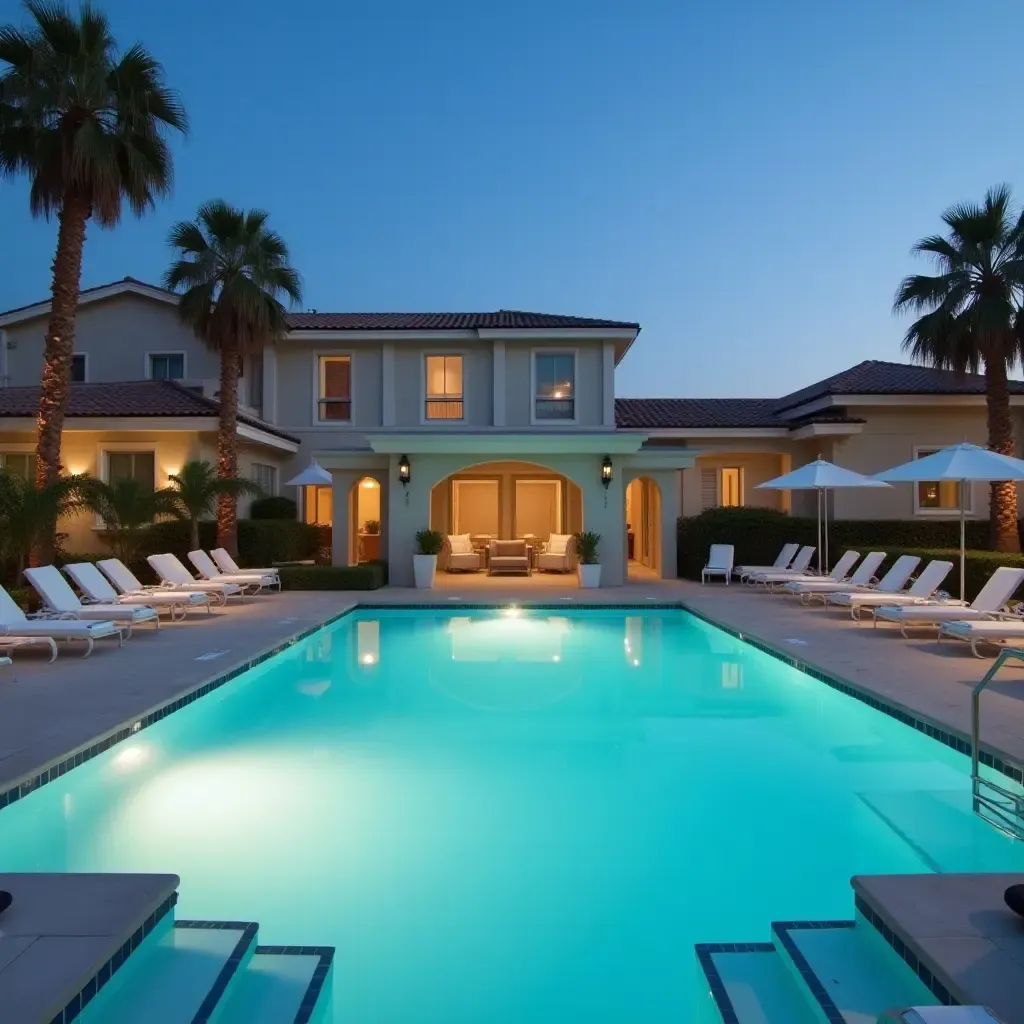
[33,193,91,564]
[985,354,1021,552]
[216,340,241,555]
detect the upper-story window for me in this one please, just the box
[70,354,87,382]
[425,355,463,420]
[318,355,352,422]
[534,352,575,421]
[149,353,185,380]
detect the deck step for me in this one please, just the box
[218,946,334,1024]
[77,920,257,1024]
[695,943,818,1024]
[772,918,937,1024]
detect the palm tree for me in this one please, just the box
[164,201,301,555]
[0,469,91,577]
[83,477,178,563]
[0,0,187,554]
[166,459,262,551]
[894,184,1024,552]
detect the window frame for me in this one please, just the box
[314,353,354,425]
[145,351,187,381]
[421,352,466,424]
[912,445,973,516]
[70,352,88,383]
[530,348,579,426]
[96,445,158,529]
[251,462,278,496]
[0,448,37,480]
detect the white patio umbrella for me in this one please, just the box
[875,442,1024,601]
[286,460,333,523]
[756,460,891,573]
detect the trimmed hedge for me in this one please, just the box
[249,496,297,520]
[871,548,1024,602]
[676,507,1004,580]
[141,519,320,566]
[278,563,386,590]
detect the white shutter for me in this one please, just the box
[700,469,718,509]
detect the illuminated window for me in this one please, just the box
[534,353,575,420]
[915,448,968,513]
[720,467,743,507]
[318,356,352,421]
[425,355,463,419]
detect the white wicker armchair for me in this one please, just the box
[443,534,482,572]
[537,534,575,573]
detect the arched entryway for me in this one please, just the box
[348,476,383,564]
[626,476,662,579]
[429,460,584,576]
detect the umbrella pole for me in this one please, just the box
[960,479,966,602]
[816,489,823,574]
[824,488,829,572]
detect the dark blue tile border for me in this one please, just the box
[174,920,258,1023]
[770,920,855,1024]
[253,945,335,1024]
[682,602,1024,787]
[854,893,958,1007]
[48,891,178,1024]
[693,942,775,1024]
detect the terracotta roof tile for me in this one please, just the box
[286,310,639,331]
[0,381,299,443]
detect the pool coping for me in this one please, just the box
[1,598,1020,816]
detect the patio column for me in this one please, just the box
[330,470,362,567]
[581,470,625,586]
[650,469,681,579]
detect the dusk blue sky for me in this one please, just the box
[1,0,1022,397]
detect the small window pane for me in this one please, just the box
[720,467,742,507]
[318,357,352,421]
[1,453,35,479]
[150,354,185,380]
[252,463,277,495]
[107,452,155,491]
[70,355,86,383]
[425,355,463,419]
[915,449,963,510]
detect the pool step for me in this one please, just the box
[217,946,335,1024]
[696,916,939,1024]
[772,917,937,1024]
[77,919,257,1024]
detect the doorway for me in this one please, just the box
[626,477,662,577]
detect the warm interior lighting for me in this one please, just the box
[601,455,613,489]
[398,455,411,486]
[360,478,378,489]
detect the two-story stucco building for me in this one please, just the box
[1,277,1022,586]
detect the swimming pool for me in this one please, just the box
[1,606,1021,1021]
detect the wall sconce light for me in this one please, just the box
[601,455,613,490]
[398,454,410,505]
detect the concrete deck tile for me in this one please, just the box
[913,936,1024,1023]
[0,935,35,973]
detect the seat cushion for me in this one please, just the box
[491,540,527,558]
[546,534,571,555]
[448,534,473,555]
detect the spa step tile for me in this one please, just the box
[772,918,938,1024]
[218,946,334,1024]
[76,920,257,1024]
[695,942,818,1024]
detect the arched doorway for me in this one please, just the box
[626,476,662,579]
[348,476,382,564]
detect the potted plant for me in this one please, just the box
[573,530,602,588]
[364,519,380,535]
[414,529,443,588]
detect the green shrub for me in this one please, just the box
[249,496,297,520]
[140,519,319,566]
[7,586,40,613]
[278,563,386,590]
[869,548,1024,602]
[676,507,1005,579]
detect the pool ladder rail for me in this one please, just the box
[971,647,1024,841]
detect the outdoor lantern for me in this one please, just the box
[601,455,613,489]
[398,454,411,487]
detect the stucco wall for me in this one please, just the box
[503,341,605,428]
[680,452,787,517]
[275,343,383,432]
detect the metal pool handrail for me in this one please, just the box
[971,647,1024,840]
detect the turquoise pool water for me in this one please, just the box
[1,607,1022,1021]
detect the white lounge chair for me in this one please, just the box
[744,545,819,585]
[98,557,228,608]
[781,551,887,600]
[188,550,279,593]
[733,543,800,580]
[939,618,1024,657]
[0,634,58,662]
[211,548,280,578]
[873,566,1024,637]
[147,554,244,603]
[65,562,212,620]
[0,585,122,656]
[24,566,160,635]
[826,559,953,619]
[702,544,734,584]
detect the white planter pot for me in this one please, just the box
[413,554,437,589]
[577,563,602,589]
